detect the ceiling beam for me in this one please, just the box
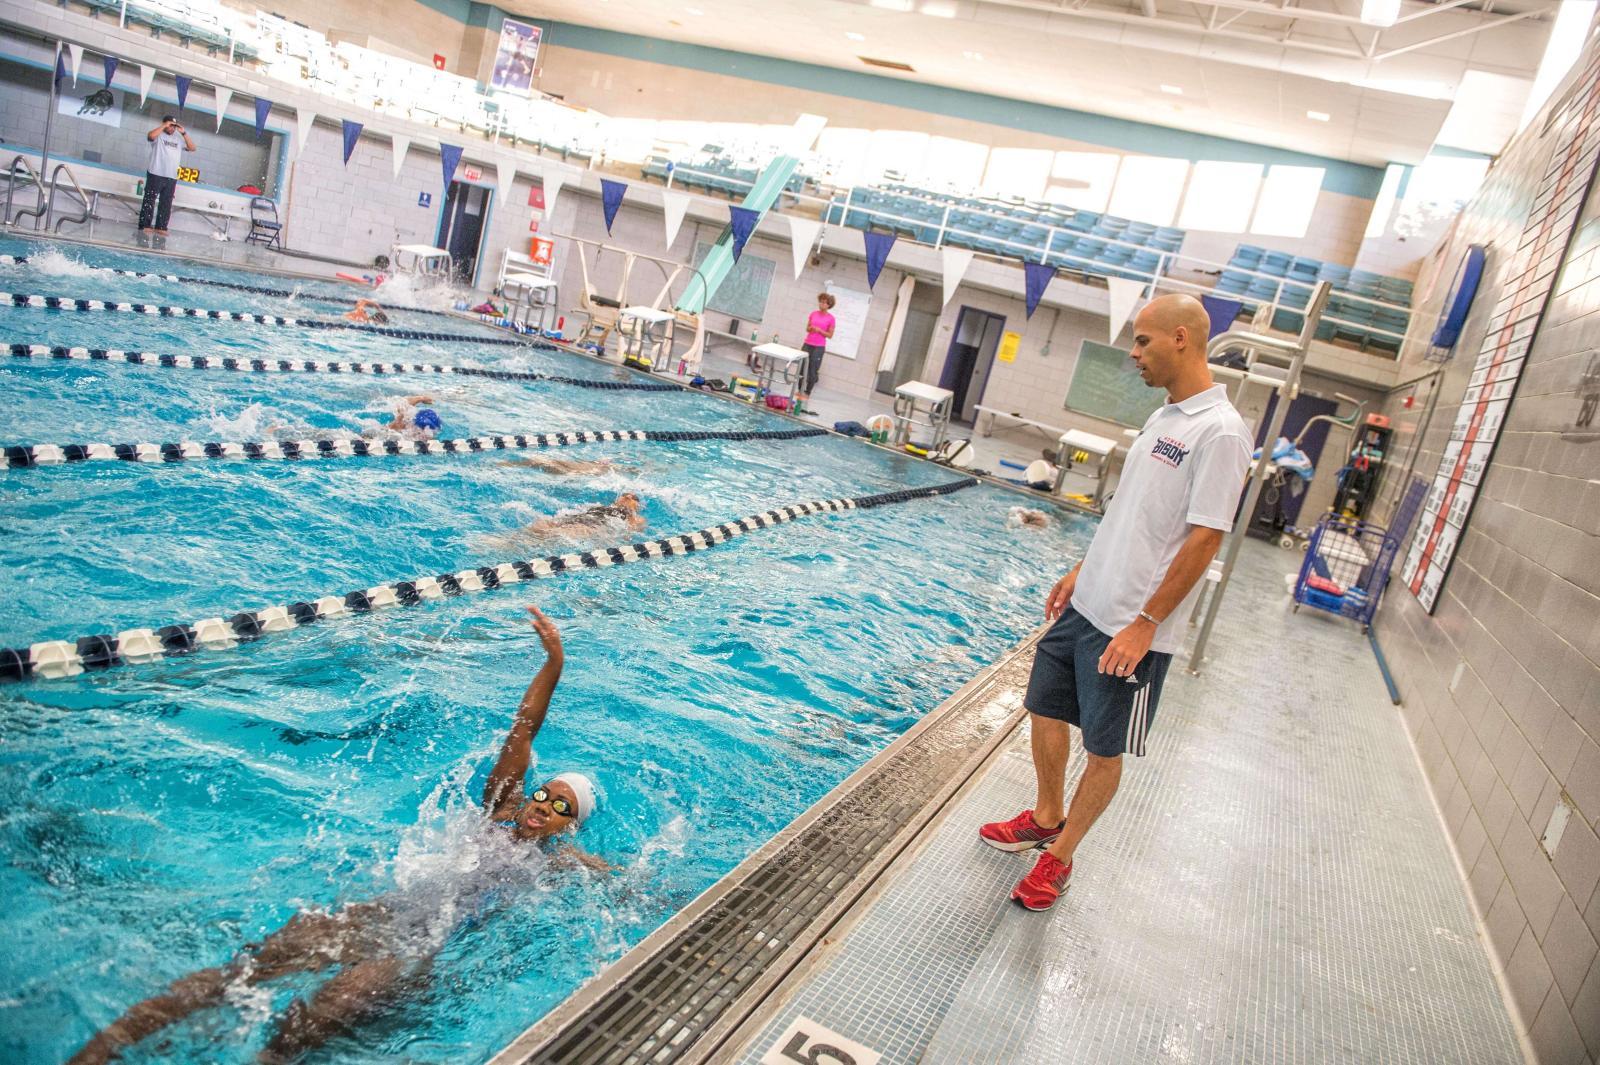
[1375,6,1543,59]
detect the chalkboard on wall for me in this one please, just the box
[693,240,775,323]
[1063,339,1165,428]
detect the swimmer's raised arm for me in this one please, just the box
[483,606,564,817]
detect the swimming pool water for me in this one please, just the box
[0,237,1097,1064]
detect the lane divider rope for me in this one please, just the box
[0,292,531,345]
[5,342,682,391]
[0,478,978,682]
[0,254,460,319]
[2,427,827,470]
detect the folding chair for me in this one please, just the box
[245,196,283,249]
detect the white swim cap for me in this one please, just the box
[549,772,599,824]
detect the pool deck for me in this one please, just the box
[721,535,1527,1065]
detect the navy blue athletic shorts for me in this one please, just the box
[1024,606,1172,757]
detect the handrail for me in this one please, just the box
[45,162,92,233]
[3,155,45,228]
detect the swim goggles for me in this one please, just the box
[530,786,576,818]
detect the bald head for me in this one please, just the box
[1127,293,1216,397]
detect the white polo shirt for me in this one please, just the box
[1071,383,1251,654]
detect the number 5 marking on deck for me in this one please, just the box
[760,1017,882,1065]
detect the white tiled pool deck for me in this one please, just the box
[732,537,1527,1065]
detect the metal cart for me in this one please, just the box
[1291,479,1425,633]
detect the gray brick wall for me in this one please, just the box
[1371,40,1600,1065]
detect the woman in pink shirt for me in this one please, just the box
[798,292,837,411]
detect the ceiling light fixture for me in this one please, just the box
[962,50,984,60]
[920,0,958,16]
[1307,110,1331,121]
[846,31,866,40]
[1359,0,1400,27]
[1159,84,1183,96]
[686,5,703,12]
[869,0,915,11]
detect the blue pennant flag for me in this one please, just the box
[1023,261,1056,318]
[253,98,272,141]
[1200,294,1243,342]
[863,231,896,289]
[341,119,363,165]
[175,74,192,112]
[728,205,759,262]
[439,143,463,189]
[53,48,67,86]
[103,56,119,87]
[600,179,627,234]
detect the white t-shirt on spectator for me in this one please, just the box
[1070,382,1252,654]
[147,130,185,178]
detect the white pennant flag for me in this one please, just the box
[540,167,566,218]
[496,160,518,205]
[1106,276,1144,343]
[293,108,317,161]
[660,188,691,249]
[788,216,822,280]
[138,64,155,105]
[940,246,975,308]
[214,86,233,131]
[64,43,83,84]
[389,134,410,178]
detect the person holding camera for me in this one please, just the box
[137,115,195,235]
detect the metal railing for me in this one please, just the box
[3,155,45,228]
[45,163,92,233]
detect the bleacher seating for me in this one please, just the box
[822,185,1186,285]
[82,0,262,59]
[643,152,814,199]
[1216,244,1413,352]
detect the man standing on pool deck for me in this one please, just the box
[980,293,1251,911]
[137,115,195,235]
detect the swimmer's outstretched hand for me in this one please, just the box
[526,606,564,663]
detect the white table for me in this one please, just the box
[973,405,1069,440]
[502,272,560,333]
[390,243,452,277]
[892,381,956,451]
[1053,428,1120,508]
[619,306,675,371]
[751,342,809,406]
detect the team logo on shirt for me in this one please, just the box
[1150,435,1190,468]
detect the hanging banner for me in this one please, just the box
[540,167,565,218]
[728,205,759,262]
[138,64,155,106]
[940,246,974,308]
[64,43,82,84]
[1023,261,1056,319]
[103,55,118,87]
[600,178,627,234]
[788,215,822,280]
[1106,276,1144,342]
[875,274,916,375]
[660,188,690,249]
[293,107,317,161]
[174,74,191,113]
[488,17,541,97]
[439,142,464,189]
[863,231,895,289]
[213,86,233,132]
[496,160,517,205]
[53,48,67,86]
[1200,294,1243,342]
[341,119,363,165]
[253,98,272,141]
[59,84,121,128]
[389,133,410,178]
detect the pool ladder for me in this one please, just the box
[4,155,94,233]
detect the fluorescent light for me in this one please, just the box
[920,0,958,16]
[962,50,984,60]
[686,5,703,12]
[1360,0,1400,26]
[846,31,866,40]
[1307,110,1331,121]
[1159,84,1183,96]
[870,0,914,10]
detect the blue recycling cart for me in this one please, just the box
[1291,479,1426,633]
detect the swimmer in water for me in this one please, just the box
[357,394,442,441]
[500,455,637,476]
[345,297,389,324]
[1009,507,1051,529]
[68,607,607,1065]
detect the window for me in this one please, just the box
[923,136,988,190]
[816,128,871,187]
[1250,165,1325,237]
[981,147,1053,200]
[1179,161,1263,231]
[1047,151,1119,212]
[1107,156,1188,225]
[863,129,930,185]
[1364,163,1406,238]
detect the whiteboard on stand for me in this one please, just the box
[822,282,870,360]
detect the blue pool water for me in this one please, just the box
[0,238,1096,1064]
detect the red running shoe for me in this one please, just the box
[1012,852,1073,911]
[979,809,1064,853]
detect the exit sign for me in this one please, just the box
[463,165,482,182]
